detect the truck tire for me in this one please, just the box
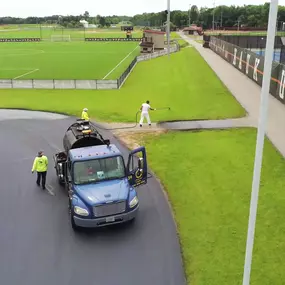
[58,178,65,186]
[127,217,136,226]
[71,214,81,232]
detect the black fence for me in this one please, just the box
[85,37,142,42]
[117,57,138,88]
[0,38,41,42]
[213,35,284,49]
[204,34,285,64]
[208,36,285,105]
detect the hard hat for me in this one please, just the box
[83,108,88,111]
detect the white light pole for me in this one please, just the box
[242,1,279,285]
[189,4,191,27]
[167,0,171,58]
[212,0,215,31]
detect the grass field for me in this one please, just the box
[0,30,187,80]
[0,26,143,39]
[139,129,285,285]
[0,47,245,122]
[0,41,140,79]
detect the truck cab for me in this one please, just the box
[54,120,148,231]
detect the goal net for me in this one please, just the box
[51,35,71,42]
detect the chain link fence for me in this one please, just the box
[208,36,285,105]
[210,34,285,63]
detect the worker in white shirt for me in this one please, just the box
[139,100,156,127]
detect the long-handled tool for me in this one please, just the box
[156,107,171,111]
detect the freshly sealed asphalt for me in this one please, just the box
[0,110,185,285]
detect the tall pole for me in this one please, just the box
[212,0,215,31]
[167,0,170,58]
[189,4,191,27]
[242,1,278,285]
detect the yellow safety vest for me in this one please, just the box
[81,111,89,121]
[32,156,48,172]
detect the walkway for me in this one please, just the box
[93,116,255,134]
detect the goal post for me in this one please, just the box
[51,35,71,42]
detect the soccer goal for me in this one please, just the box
[51,35,71,42]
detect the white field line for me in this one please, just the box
[102,45,139,80]
[13,68,39,80]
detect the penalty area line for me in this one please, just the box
[102,46,139,80]
[13,68,39,80]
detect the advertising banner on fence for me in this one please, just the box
[0,38,41,42]
[209,36,285,104]
[85,38,142,42]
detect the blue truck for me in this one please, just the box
[53,119,148,231]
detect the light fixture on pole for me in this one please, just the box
[242,1,279,285]
[167,0,170,58]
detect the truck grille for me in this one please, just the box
[93,201,126,217]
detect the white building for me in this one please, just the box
[80,20,89,28]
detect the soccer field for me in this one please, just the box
[0,41,140,80]
[0,26,143,39]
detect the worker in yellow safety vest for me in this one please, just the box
[31,151,48,190]
[81,108,89,121]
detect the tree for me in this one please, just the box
[2,3,285,29]
[190,5,199,24]
[83,11,90,21]
[99,16,106,27]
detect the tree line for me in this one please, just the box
[1,4,285,29]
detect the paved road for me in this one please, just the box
[0,110,185,285]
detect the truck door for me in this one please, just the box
[127,146,148,187]
[65,160,73,198]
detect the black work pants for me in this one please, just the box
[37,171,47,189]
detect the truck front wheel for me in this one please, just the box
[71,214,81,232]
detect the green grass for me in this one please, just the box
[170,32,189,48]
[0,48,245,122]
[0,41,139,79]
[0,27,143,39]
[140,129,285,285]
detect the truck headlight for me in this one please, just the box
[74,206,89,216]
[129,196,139,208]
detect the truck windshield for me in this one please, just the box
[73,156,125,185]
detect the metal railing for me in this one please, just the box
[0,79,118,90]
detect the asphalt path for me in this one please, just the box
[0,110,185,285]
